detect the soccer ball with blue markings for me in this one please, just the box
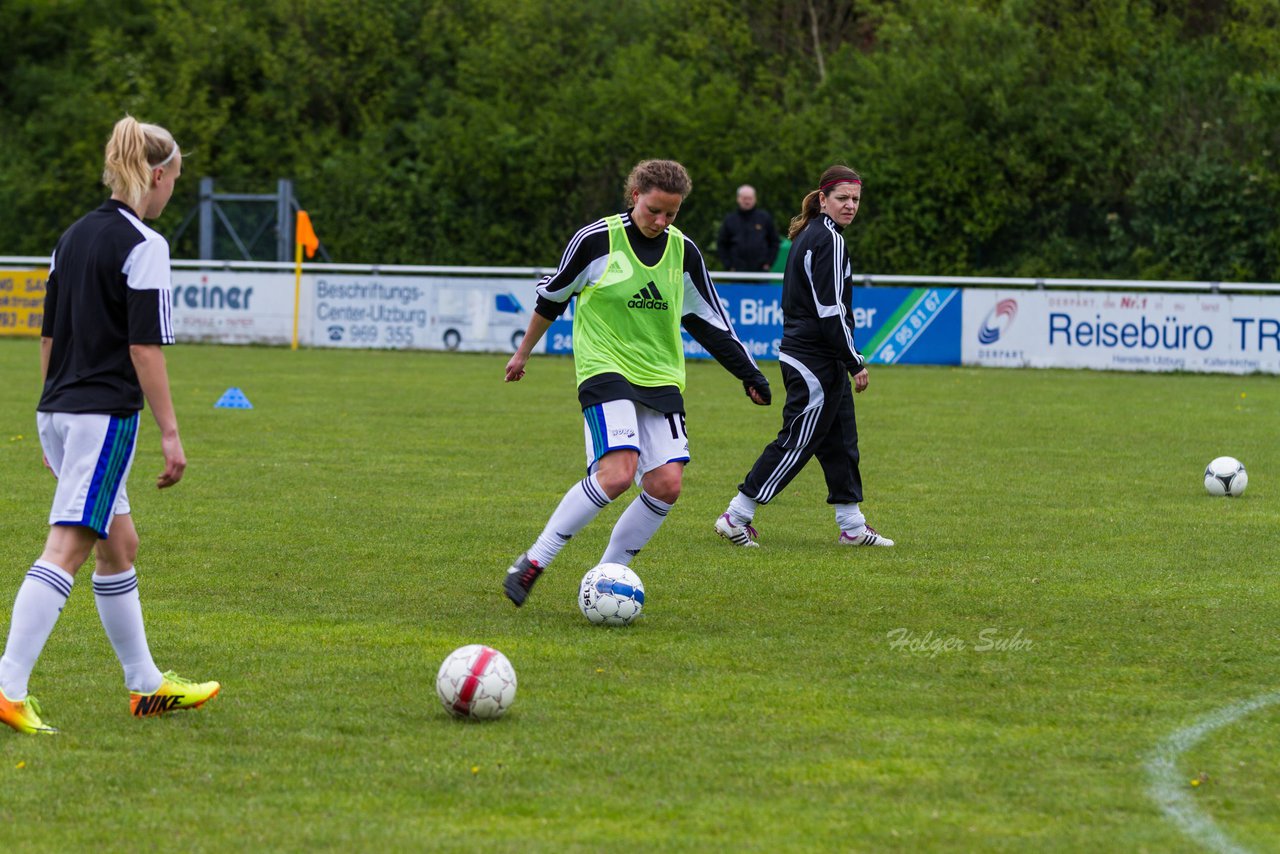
[579,563,645,626]
[1204,456,1247,497]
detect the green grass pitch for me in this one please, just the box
[0,338,1277,851]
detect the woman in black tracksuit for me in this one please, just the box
[714,164,894,548]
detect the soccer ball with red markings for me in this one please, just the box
[435,645,517,720]
[579,563,645,626]
[1204,456,1247,497]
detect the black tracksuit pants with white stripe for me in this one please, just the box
[738,350,863,505]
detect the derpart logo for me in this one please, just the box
[978,298,1018,344]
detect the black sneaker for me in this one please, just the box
[504,553,544,606]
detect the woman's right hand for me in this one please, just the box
[505,352,528,382]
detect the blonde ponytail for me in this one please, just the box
[102,116,179,213]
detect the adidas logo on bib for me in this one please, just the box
[627,282,669,310]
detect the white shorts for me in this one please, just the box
[37,411,139,539]
[582,400,689,483]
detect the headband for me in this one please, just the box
[149,144,179,170]
[819,177,861,192]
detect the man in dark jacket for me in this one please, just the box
[717,185,781,273]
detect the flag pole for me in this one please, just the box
[292,210,318,351]
[292,236,302,351]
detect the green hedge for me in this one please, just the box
[1,0,1276,280]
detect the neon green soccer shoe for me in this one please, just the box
[130,671,221,717]
[0,688,58,735]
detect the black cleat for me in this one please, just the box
[504,553,544,606]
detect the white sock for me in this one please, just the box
[835,502,866,533]
[727,492,758,526]
[601,491,672,565]
[527,473,613,567]
[0,560,74,700]
[93,568,163,693]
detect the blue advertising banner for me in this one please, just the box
[682,283,786,361]
[544,313,574,355]
[547,283,961,365]
[858,287,963,365]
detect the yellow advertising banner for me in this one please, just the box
[0,269,47,337]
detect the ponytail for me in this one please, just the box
[788,165,861,239]
[102,116,179,213]
[787,190,823,240]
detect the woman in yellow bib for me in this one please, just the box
[503,159,771,607]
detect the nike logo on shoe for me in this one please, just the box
[132,694,186,716]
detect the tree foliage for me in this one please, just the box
[0,0,1275,280]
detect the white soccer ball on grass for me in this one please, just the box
[435,644,517,720]
[578,563,645,626]
[1204,456,1247,497]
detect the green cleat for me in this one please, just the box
[0,688,57,735]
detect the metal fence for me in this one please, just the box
[2,256,1277,293]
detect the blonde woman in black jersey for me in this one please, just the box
[0,116,220,735]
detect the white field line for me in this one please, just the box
[1145,690,1280,853]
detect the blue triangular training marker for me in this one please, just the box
[214,387,253,409]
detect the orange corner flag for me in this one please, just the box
[296,210,319,259]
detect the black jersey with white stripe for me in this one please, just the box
[535,210,766,412]
[39,199,175,416]
[780,212,865,372]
